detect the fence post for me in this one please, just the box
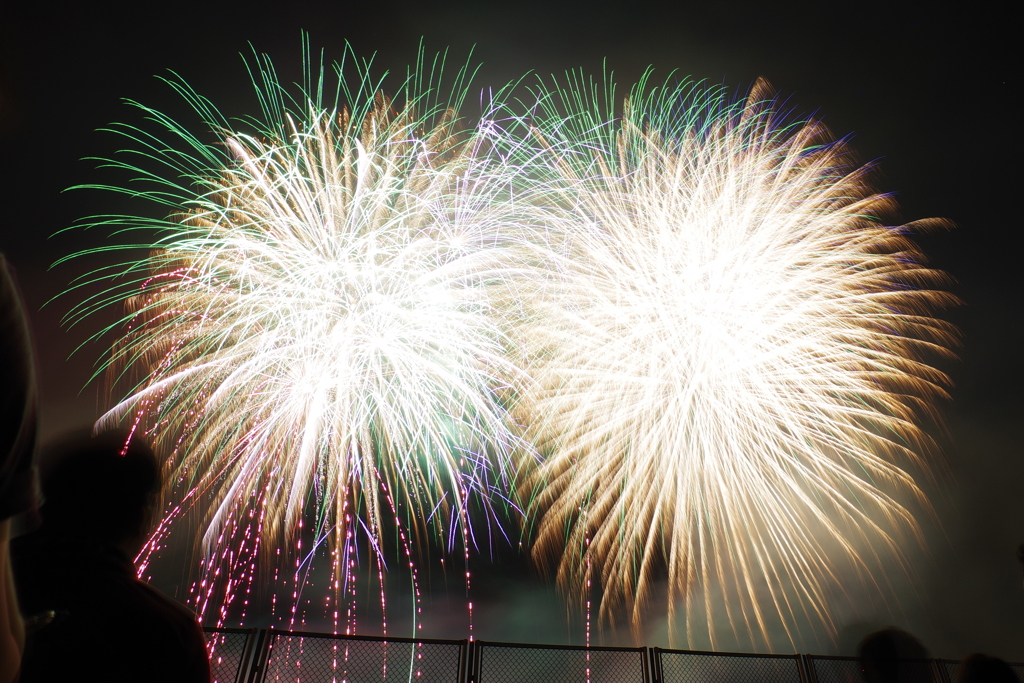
[244,628,272,683]
[233,628,259,683]
[798,654,815,683]
[462,639,475,683]
[645,646,658,683]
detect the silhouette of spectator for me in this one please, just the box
[12,430,211,682]
[0,254,39,683]
[858,627,935,683]
[957,653,1021,683]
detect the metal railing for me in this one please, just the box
[203,628,1023,683]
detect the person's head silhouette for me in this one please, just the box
[14,430,211,682]
[858,627,932,683]
[39,429,160,554]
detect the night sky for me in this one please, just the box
[1,0,1020,660]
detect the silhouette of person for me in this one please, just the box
[0,254,39,683]
[858,627,935,683]
[957,653,1021,683]
[12,430,211,682]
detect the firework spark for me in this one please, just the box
[507,75,957,648]
[64,46,530,627]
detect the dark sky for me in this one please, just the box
[1,0,1020,659]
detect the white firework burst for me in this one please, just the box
[65,46,532,626]
[506,75,957,648]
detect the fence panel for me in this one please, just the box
[804,655,946,683]
[204,627,258,683]
[474,641,648,683]
[655,648,803,683]
[253,630,466,683]
[803,655,862,683]
[936,658,1024,683]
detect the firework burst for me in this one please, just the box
[506,75,957,647]
[64,46,530,628]
[64,46,957,649]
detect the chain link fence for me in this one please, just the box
[935,658,1024,683]
[804,655,944,683]
[802,655,862,683]
[473,641,648,683]
[253,630,466,683]
[205,627,258,683]
[202,628,1024,683]
[654,648,803,683]
[936,658,960,683]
